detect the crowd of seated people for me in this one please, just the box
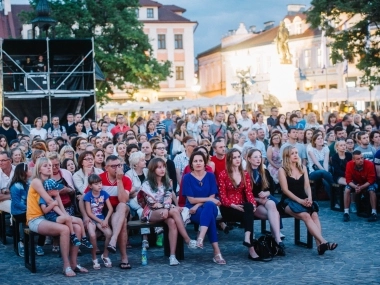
[2,107,380,276]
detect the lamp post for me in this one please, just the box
[192,84,201,115]
[231,67,254,109]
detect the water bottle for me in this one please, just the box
[141,247,148,266]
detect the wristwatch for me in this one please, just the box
[164,203,170,209]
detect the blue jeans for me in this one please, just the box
[309,170,334,198]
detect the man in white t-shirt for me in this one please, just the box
[196,110,213,130]
[238,109,253,138]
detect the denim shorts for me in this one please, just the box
[28,216,45,233]
[345,184,378,192]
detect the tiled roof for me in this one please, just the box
[139,0,162,7]
[0,5,32,39]
[141,5,194,23]
[163,5,186,13]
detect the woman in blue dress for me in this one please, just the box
[182,151,226,265]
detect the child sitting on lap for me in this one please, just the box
[40,178,92,248]
[83,174,114,269]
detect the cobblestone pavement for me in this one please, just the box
[0,201,379,285]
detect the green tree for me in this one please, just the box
[307,0,380,88]
[22,0,172,103]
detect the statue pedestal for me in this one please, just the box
[268,62,300,112]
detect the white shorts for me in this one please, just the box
[28,216,45,233]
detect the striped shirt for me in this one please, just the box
[98,172,131,208]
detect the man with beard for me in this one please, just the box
[0,115,17,143]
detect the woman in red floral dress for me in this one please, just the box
[218,148,268,261]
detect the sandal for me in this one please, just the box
[327,242,338,251]
[107,244,117,253]
[101,254,112,268]
[62,266,76,277]
[242,241,252,248]
[317,243,328,255]
[213,253,226,265]
[119,262,132,269]
[73,264,88,273]
[196,238,204,249]
[92,259,101,270]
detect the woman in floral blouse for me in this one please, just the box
[219,148,269,262]
[139,157,197,266]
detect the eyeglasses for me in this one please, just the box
[188,145,197,148]
[83,157,94,161]
[0,159,10,163]
[155,147,166,150]
[52,163,60,168]
[80,141,87,145]
[108,164,122,169]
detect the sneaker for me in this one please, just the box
[142,240,149,249]
[18,242,24,257]
[35,245,45,256]
[156,233,163,247]
[334,203,340,209]
[70,234,82,246]
[169,255,180,266]
[343,213,350,222]
[187,239,197,249]
[368,213,378,222]
[44,236,52,245]
[280,232,285,239]
[350,203,357,213]
[81,237,93,249]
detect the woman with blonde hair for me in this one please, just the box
[304,112,320,130]
[59,145,78,167]
[279,146,337,255]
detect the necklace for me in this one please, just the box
[192,172,205,186]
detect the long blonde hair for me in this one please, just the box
[32,157,52,180]
[245,148,269,190]
[282,146,304,177]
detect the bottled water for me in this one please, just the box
[141,247,148,266]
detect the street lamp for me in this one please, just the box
[231,67,255,108]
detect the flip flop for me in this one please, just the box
[73,264,88,273]
[119,262,132,269]
[62,267,76,277]
[107,244,117,253]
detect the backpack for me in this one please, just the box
[252,236,273,260]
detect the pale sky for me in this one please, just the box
[12,0,312,55]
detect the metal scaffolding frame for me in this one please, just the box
[0,37,97,125]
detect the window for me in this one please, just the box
[175,34,183,49]
[304,50,311,68]
[147,8,154,18]
[135,9,139,19]
[295,23,302,35]
[317,48,322,68]
[158,34,166,49]
[175,66,184,80]
[329,84,337,89]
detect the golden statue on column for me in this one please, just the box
[275,21,292,64]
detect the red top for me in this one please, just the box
[84,172,132,208]
[345,159,376,185]
[210,155,226,182]
[178,165,213,207]
[111,124,131,136]
[218,170,257,207]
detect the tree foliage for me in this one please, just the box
[307,0,380,88]
[21,0,172,103]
